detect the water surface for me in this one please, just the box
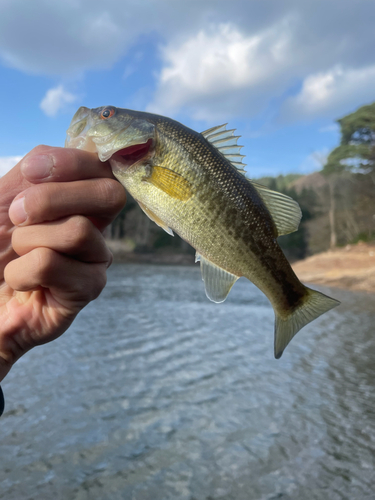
[1,264,374,499]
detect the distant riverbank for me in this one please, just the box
[106,239,375,293]
[106,239,194,265]
[292,242,375,293]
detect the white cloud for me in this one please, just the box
[1,0,375,124]
[282,65,375,120]
[0,1,208,76]
[147,21,295,119]
[40,85,78,117]
[0,156,23,177]
[0,1,127,75]
[147,15,375,123]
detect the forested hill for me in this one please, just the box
[255,170,375,260]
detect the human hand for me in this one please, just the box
[0,146,126,382]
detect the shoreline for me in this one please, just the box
[106,240,194,265]
[106,240,375,293]
[292,242,375,294]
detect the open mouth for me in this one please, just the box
[111,138,153,169]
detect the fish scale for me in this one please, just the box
[66,106,340,358]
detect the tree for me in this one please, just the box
[325,102,375,176]
[323,102,375,247]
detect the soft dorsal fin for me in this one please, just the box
[201,124,247,175]
[196,253,239,303]
[251,181,302,236]
[138,200,174,236]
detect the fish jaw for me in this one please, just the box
[65,106,98,152]
[65,106,156,163]
[110,138,154,177]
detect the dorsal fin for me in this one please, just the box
[251,181,302,236]
[201,124,228,136]
[201,124,300,235]
[201,124,247,175]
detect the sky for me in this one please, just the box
[1,0,375,178]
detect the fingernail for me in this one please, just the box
[21,155,54,180]
[9,197,27,225]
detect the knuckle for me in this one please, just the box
[25,184,53,221]
[66,215,93,249]
[11,227,22,253]
[39,245,54,266]
[59,146,79,167]
[32,247,56,280]
[99,179,126,213]
[30,144,49,155]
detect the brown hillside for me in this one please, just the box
[292,242,375,293]
[291,172,327,193]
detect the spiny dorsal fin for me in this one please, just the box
[201,124,228,136]
[201,124,247,175]
[196,253,239,303]
[202,125,299,235]
[251,181,302,236]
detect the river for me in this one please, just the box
[1,264,374,499]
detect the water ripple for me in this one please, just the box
[1,264,375,499]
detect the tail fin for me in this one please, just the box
[274,287,340,359]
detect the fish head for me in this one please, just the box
[65,106,156,181]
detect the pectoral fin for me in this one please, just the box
[144,166,192,201]
[138,201,174,236]
[196,253,239,303]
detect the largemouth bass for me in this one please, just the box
[65,106,339,358]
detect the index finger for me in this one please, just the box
[20,145,113,184]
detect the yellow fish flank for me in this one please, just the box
[66,106,340,358]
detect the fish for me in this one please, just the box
[65,106,340,358]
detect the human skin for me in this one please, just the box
[0,145,127,383]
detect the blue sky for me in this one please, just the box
[1,0,375,178]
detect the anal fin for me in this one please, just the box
[196,253,239,303]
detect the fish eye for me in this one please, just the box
[100,107,115,120]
